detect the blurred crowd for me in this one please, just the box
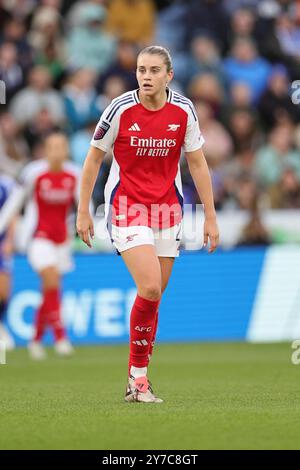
[0,0,300,233]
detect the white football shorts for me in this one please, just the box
[28,238,74,273]
[110,223,183,257]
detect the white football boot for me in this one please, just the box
[28,341,47,360]
[125,375,163,403]
[54,338,74,357]
[0,323,15,351]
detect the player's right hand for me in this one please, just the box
[76,211,94,248]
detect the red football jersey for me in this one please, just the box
[21,160,80,243]
[91,88,204,230]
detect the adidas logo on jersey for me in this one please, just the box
[129,123,141,131]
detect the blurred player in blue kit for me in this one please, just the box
[0,172,16,350]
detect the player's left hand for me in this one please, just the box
[76,211,94,248]
[203,217,219,253]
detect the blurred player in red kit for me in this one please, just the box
[0,132,81,359]
[77,46,219,402]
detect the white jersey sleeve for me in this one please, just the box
[19,160,49,194]
[90,91,136,153]
[183,101,205,153]
[0,174,15,197]
[0,160,48,235]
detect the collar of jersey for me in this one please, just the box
[135,87,172,112]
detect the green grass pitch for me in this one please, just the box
[0,342,299,450]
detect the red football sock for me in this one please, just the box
[45,288,66,342]
[34,288,66,342]
[34,303,47,342]
[128,295,160,373]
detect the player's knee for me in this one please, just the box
[140,283,161,301]
[41,270,60,291]
[44,281,59,291]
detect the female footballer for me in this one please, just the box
[0,133,80,359]
[77,46,219,403]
